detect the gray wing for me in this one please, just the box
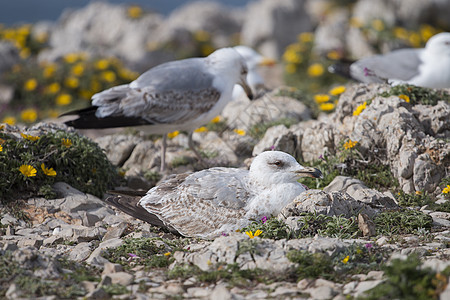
[93,58,221,124]
[350,48,423,83]
[139,168,251,237]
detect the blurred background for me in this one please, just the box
[1,0,449,125]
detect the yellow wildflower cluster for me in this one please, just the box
[314,85,346,113]
[127,5,143,19]
[353,102,367,116]
[167,131,180,139]
[245,230,262,239]
[0,24,47,59]
[18,163,57,178]
[233,129,246,136]
[343,139,358,150]
[398,94,410,103]
[442,185,450,194]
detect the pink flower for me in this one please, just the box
[261,216,268,223]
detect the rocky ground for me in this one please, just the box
[1,83,449,299]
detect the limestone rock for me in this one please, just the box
[94,134,142,166]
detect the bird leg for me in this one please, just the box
[160,134,167,172]
[188,131,208,169]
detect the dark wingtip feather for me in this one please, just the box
[328,62,353,79]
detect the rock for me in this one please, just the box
[314,8,351,55]
[192,131,239,166]
[412,101,450,138]
[85,287,109,300]
[43,235,64,246]
[358,213,376,237]
[241,0,314,58]
[102,272,134,286]
[39,2,163,68]
[79,211,102,227]
[86,238,124,266]
[1,214,18,226]
[72,226,106,242]
[102,222,129,241]
[252,125,297,156]
[210,283,232,300]
[413,153,443,193]
[103,262,124,275]
[299,121,338,162]
[222,91,311,131]
[53,183,106,213]
[122,141,160,173]
[17,238,44,248]
[353,280,384,298]
[307,285,338,300]
[94,134,141,166]
[68,242,93,262]
[279,190,376,219]
[0,41,20,74]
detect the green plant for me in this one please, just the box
[380,84,450,106]
[240,216,292,240]
[294,212,360,239]
[287,250,334,279]
[0,128,119,201]
[374,209,433,235]
[396,191,433,207]
[361,254,450,300]
[103,284,129,295]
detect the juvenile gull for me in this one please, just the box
[329,32,450,88]
[62,47,254,171]
[105,151,322,239]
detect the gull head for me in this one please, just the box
[207,47,254,100]
[249,151,322,186]
[425,32,450,56]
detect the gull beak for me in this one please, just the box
[259,57,276,67]
[239,77,254,100]
[294,167,323,179]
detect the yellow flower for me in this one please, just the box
[343,139,358,150]
[21,108,38,123]
[95,59,109,70]
[371,19,385,31]
[21,133,40,141]
[329,86,346,96]
[127,5,143,19]
[353,101,367,116]
[420,24,435,42]
[164,252,171,257]
[210,116,221,123]
[41,163,56,177]
[24,78,38,91]
[393,27,409,40]
[298,32,314,43]
[314,94,330,103]
[193,30,210,42]
[194,126,208,133]
[3,116,16,125]
[245,230,262,239]
[167,131,179,139]
[409,32,422,48]
[79,89,94,99]
[0,145,2,152]
[319,103,335,111]
[442,185,450,194]
[61,138,72,147]
[90,80,101,93]
[349,17,363,28]
[71,63,85,76]
[101,71,116,82]
[0,124,3,130]
[19,164,37,177]
[48,109,59,118]
[342,255,349,264]
[285,63,297,74]
[283,48,302,64]
[64,76,79,89]
[56,93,72,106]
[45,82,60,94]
[327,50,341,60]
[415,191,422,195]
[118,68,139,81]
[19,48,31,59]
[200,44,215,56]
[43,63,57,78]
[63,53,80,64]
[233,129,246,136]
[398,94,410,103]
[34,32,48,43]
[307,63,324,77]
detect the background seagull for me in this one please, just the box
[105,151,322,239]
[329,32,450,88]
[62,47,254,171]
[232,45,276,99]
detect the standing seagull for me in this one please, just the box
[62,47,254,171]
[329,32,450,88]
[105,151,322,239]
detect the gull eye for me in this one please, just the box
[269,160,284,167]
[241,68,248,75]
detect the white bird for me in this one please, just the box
[232,45,276,99]
[330,32,450,88]
[105,151,322,239]
[63,48,254,171]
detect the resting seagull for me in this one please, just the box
[105,151,322,239]
[62,47,254,171]
[329,32,450,88]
